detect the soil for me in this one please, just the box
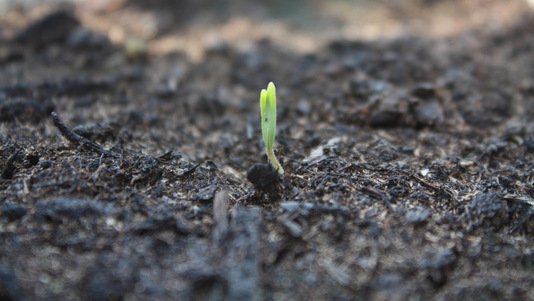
[1,1,533,300]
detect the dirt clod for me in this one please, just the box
[246,163,280,193]
[35,199,114,221]
[0,203,27,221]
[14,11,79,49]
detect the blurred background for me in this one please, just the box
[0,0,532,60]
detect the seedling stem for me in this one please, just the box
[260,82,284,174]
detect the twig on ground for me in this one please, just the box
[50,112,113,157]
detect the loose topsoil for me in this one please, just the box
[0,1,533,300]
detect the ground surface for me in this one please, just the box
[0,1,533,300]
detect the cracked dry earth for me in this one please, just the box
[0,8,534,301]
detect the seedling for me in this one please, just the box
[260,82,284,175]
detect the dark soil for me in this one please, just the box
[1,2,533,300]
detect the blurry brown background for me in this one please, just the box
[1,0,532,60]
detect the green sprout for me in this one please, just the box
[260,82,284,175]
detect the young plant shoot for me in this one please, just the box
[260,82,284,175]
